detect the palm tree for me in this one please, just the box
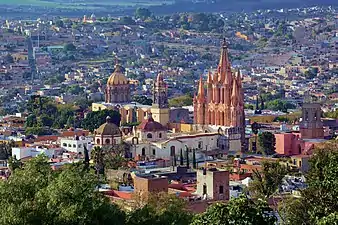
[83,145,90,170]
[91,146,104,175]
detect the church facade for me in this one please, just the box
[193,40,246,151]
[193,40,245,129]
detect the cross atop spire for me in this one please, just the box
[114,57,119,66]
[218,38,231,84]
[221,38,228,49]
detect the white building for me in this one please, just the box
[94,116,122,147]
[127,115,227,160]
[12,146,59,160]
[60,136,93,155]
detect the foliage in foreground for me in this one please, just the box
[279,141,338,225]
[0,155,125,225]
[248,161,288,200]
[191,195,276,225]
[2,141,338,225]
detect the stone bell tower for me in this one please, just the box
[151,72,169,127]
[299,92,324,139]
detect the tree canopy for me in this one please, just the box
[279,141,338,225]
[0,155,125,225]
[169,95,193,107]
[135,8,152,20]
[258,131,276,155]
[25,96,78,133]
[248,161,287,200]
[82,109,121,132]
[63,43,76,52]
[191,194,276,225]
[131,95,153,106]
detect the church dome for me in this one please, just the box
[95,116,121,136]
[138,114,166,132]
[107,64,128,86]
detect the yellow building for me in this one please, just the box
[92,63,170,126]
[92,102,151,125]
[11,53,28,62]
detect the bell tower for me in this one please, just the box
[300,92,324,139]
[151,72,169,127]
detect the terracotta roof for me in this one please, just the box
[138,114,166,132]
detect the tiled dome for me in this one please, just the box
[138,114,166,132]
[95,116,121,136]
[107,64,128,86]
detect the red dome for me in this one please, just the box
[138,114,166,132]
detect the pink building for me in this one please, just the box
[275,132,327,156]
[275,133,302,156]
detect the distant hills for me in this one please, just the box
[150,0,338,14]
[0,0,337,19]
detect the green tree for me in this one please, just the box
[258,132,276,155]
[128,193,192,225]
[7,155,22,173]
[135,8,152,20]
[169,95,193,107]
[91,146,105,175]
[304,67,318,79]
[104,143,129,170]
[324,110,338,119]
[245,104,254,110]
[25,114,38,127]
[119,16,135,25]
[191,194,276,225]
[180,149,184,166]
[39,114,53,127]
[55,20,64,28]
[66,84,84,95]
[192,149,197,169]
[0,142,14,160]
[82,109,121,132]
[279,141,338,225]
[0,155,125,225]
[25,127,53,136]
[248,161,287,200]
[63,43,76,52]
[265,99,295,112]
[132,95,153,106]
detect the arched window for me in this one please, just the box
[96,139,100,145]
[147,133,153,139]
[142,148,146,156]
[105,139,111,144]
[198,141,203,149]
[159,133,162,138]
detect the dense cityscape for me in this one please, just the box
[0,1,337,225]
